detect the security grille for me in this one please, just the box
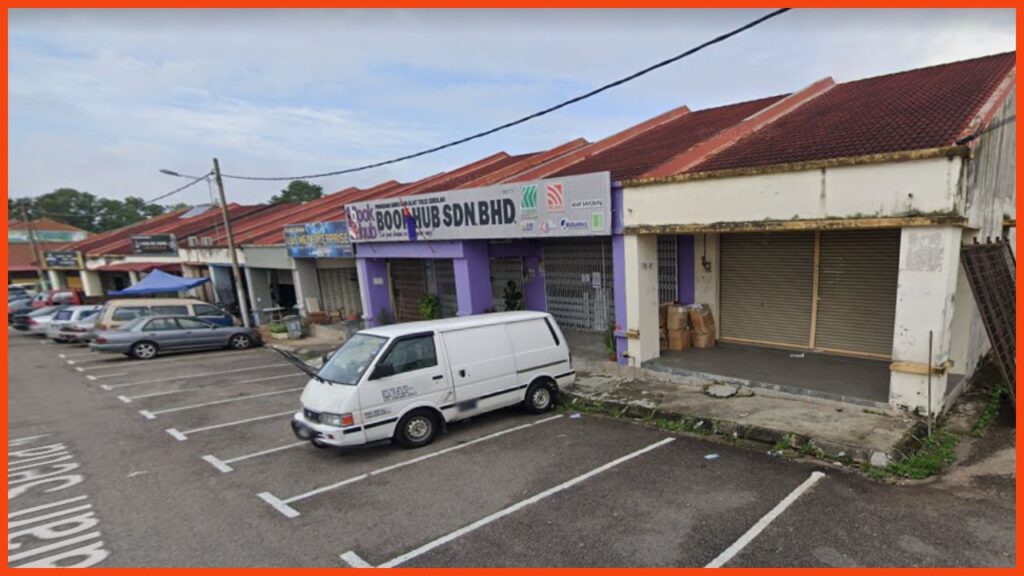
[390,260,426,323]
[961,240,1016,405]
[490,258,525,312]
[657,236,678,303]
[432,259,457,318]
[543,238,614,332]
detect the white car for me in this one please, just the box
[284,311,575,450]
[47,305,102,342]
[27,307,67,335]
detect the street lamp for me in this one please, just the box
[160,162,252,328]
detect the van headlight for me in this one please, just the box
[320,413,354,427]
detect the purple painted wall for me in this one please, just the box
[453,241,493,315]
[611,186,628,364]
[357,258,392,327]
[676,235,695,304]
[355,240,466,260]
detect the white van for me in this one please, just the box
[289,311,574,449]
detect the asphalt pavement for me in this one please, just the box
[6,329,1016,567]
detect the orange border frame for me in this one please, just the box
[1,2,1019,572]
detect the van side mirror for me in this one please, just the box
[371,363,394,380]
[321,351,334,365]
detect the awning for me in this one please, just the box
[97,262,182,273]
[108,269,210,296]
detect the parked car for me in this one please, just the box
[55,316,100,344]
[90,315,262,359]
[11,306,60,332]
[8,283,40,299]
[287,311,573,450]
[46,305,102,342]
[31,288,85,309]
[93,298,237,331]
[7,298,34,323]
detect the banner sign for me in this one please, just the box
[284,221,354,258]
[345,172,611,243]
[44,251,80,269]
[131,234,177,254]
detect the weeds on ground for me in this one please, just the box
[971,385,1007,437]
[869,430,960,480]
[771,433,794,453]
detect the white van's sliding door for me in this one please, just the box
[505,319,568,379]
[443,325,518,413]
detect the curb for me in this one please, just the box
[561,390,878,463]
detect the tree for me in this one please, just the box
[29,188,99,231]
[270,180,323,205]
[10,188,188,233]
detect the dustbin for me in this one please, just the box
[284,315,304,339]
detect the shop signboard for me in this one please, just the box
[284,221,354,258]
[131,234,177,254]
[44,251,80,269]
[345,172,611,243]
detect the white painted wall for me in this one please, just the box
[245,267,274,325]
[623,157,962,228]
[963,88,1016,239]
[291,259,322,317]
[623,235,659,364]
[178,247,245,267]
[241,246,292,270]
[692,233,720,338]
[79,270,103,297]
[46,270,63,290]
[889,226,962,414]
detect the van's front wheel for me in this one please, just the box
[524,379,557,413]
[394,410,439,449]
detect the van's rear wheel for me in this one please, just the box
[394,410,439,449]
[524,379,557,413]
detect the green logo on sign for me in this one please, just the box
[591,212,604,231]
[521,185,538,209]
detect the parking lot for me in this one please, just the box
[8,331,1016,567]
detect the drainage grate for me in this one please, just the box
[961,239,1016,406]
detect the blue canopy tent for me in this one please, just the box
[108,269,211,296]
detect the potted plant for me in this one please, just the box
[269,323,289,340]
[503,280,523,311]
[419,293,441,320]
[603,320,617,361]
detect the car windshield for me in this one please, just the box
[28,306,56,317]
[117,317,149,331]
[317,333,388,386]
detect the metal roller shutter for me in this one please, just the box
[543,238,614,332]
[317,268,363,318]
[814,230,900,357]
[389,260,426,323]
[490,257,524,312]
[720,232,815,347]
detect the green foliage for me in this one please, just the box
[603,320,617,356]
[972,385,1007,437]
[10,188,185,233]
[270,180,323,205]
[502,280,523,311]
[269,323,288,334]
[419,293,441,320]
[886,430,960,479]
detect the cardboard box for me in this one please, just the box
[668,328,691,351]
[693,331,715,349]
[666,304,688,330]
[659,303,675,328]
[688,304,716,335]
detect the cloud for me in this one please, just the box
[8,8,1015,205]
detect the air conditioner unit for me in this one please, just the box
[200,237,213,247]
[186,236,198,247]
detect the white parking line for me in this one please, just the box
[165,410,295,441]
[74,348,269,370]
[103,364,292,390]
[340,436,676,568]
[260,414,565,518]
[202,441,309,473]
[115,373,304,404]
[139,386,304,419]
[86,373,127,381]
[705,471,825,568]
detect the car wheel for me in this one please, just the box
[229,334,253,350]
[130,341,158,360]
[524,379,557,414]
[394,409,439,449]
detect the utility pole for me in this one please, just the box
[212,158,252,328]
[19,203,48,289]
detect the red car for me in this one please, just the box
[31,288,86,309]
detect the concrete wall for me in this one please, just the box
[244,267,274,325]
[623,234,659,364]
[623,157,962,228]
[79,270,103,297]
[963,88,1016,240]
[890,226,962,413]
[692,233,720,338]
[291,259,322,317]
[241,246,291,270]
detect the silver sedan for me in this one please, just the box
[90,315,263,360]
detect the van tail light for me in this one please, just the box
[94,336,107,344]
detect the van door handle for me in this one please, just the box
[432,375,444,381]
[458,369,467,378]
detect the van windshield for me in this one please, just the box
[317,333,388,386]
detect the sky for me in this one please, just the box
[7,8,1016,206]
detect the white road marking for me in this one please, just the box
[202,441,308,473]
[117,373,303,403]
[340,551,373,568]
[342,436,676,568]
[705,471,826,568]
[103,364,291,390]
[263,414,564,517]
[99,384,112,391]
[85,372,127,380]
[8,495,89,518]
[75,367,84,372]
[75,348,268,370]
[165,410,295,441]
[258,492,300,519]
[139,386,303,419]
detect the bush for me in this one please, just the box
[503,280,523,311]
[269,323,287,334]
[419,293,441,320]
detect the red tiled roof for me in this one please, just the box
[86,205,262,255]
[68,209,189,254]
[96,262,182,273]
[7,242,66,270]
[551,95,787,181]
[9,217,89,233]
[415,153,538,194]
[689,52,1016,174]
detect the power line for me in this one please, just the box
[956,114,1016,145]
[145,171,212,204]
[220,8,791,182]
